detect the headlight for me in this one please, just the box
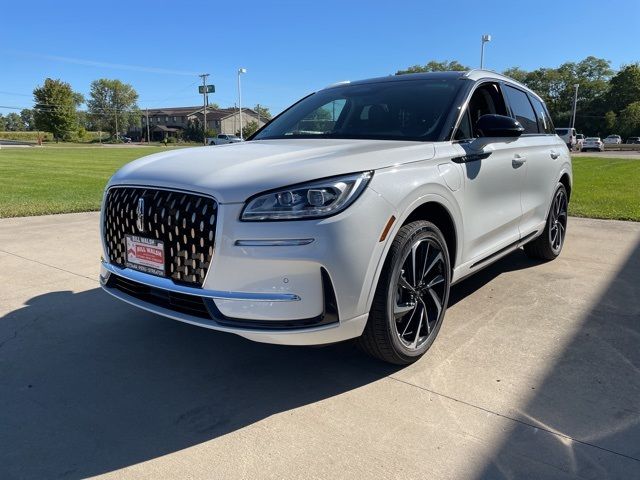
[241,171,373,221]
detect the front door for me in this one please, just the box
[452,82,526,263]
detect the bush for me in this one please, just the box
[0,131,53,142]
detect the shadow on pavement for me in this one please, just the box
[0,288,399,479]
[472,240,640,479]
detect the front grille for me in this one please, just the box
[103,187,217,287]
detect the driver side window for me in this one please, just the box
[454,82,508,140]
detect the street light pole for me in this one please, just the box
[570,83,579,130]
[238,68,247,140]
[480,34,492,69]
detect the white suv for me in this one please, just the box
[100,70,572,364]
[555,127,577,150]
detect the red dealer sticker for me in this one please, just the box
[125,235,165,276]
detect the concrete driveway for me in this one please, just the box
[1,213,639,480]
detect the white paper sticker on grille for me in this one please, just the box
[125,235,165,276]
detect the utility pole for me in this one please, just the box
[257,103,260,126]
[199,73,209,145]
[145,109,150,143]
[570,84,579,130]
[114,89,118,141]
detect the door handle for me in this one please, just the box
[550,151,560,159]
[512,155,526,167]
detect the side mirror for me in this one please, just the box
[476,114,524,138]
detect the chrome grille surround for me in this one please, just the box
[103,186,217,287]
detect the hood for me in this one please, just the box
[109,139,435,203]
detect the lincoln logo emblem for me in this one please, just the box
[136,198,145,232]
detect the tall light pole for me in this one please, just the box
[570,83,579,129]
[480,34,491,69]
[238,68,247,139]
[199,73,210,145]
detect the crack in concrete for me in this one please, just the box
[0,249,97,283]
[387,375,640,464]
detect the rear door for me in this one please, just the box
[502,86,564,236]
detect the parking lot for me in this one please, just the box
[1,212,639,479]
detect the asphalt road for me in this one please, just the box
[0,213,639,479]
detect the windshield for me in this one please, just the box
[253,78,463,142]
[556,129,569,135]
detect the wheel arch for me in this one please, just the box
[559,172,572,200]
[402,201,458,272]
[362,193,462,315]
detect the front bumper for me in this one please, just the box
[100,262,368,345]
[100,187,395,345]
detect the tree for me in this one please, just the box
[4,112,24,131]
[87,79,140,137]
[33,78,83,141]
[502,57,613,134]
[502,67,529,84]
[238,121,259,138]
[396,60,469,75]
[20,109,35,130]
[0,114,6,131]
[617,101,640,138]
[254,105,272,120]
[607,63,640,113]
[605,111,617,131]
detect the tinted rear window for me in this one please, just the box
[503,85,539,134]
[528,95,555,134]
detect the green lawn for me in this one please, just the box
[0,146,182,218]
[0,148,638,221]
[569,157,640,221]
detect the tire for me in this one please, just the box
[523,184,568,261]
[357,221,451,365]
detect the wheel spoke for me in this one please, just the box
[411,304,425,348]
[400,306,417,337]
[427,274,445,289]
[418,298,431,334]
[420,242,431,282]
[422,252,443,283]
[411,242,419,287]
[427,288,443,319]
[398,275,416,293]
[394,301,416,318]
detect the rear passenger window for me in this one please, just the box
[528,95,555,134]
[504,85,539,134]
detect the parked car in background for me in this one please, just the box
[555,127,577,150]
[208,134,242,145]
[100,70,572,365]
[582,137,604,152]
[625,137,640,144]
[575,133,584,150]
[603,135,622,145]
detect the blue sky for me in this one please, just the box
[1,0,638,116]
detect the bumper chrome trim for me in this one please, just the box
[234,238,315,247]
[101,261,301,302]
